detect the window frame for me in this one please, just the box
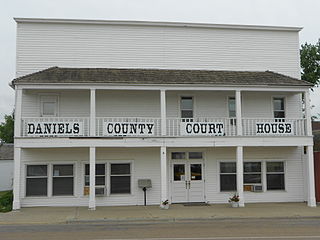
[39,94,59,117]
[243,161,262,185]
[84,163,107,196]
[25,164,48,197]
[219,161,237,192]
[52,164,75,196]
[272,96,286,119]
[266,161,286,191]
[109,162,132,195]
[180,96,194,119]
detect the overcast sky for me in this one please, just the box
[1,0,320,121]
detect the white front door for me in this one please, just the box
[171,161,205,203]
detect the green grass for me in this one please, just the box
[0,191,13,212]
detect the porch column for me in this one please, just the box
[12,147,21,210]
[235,90,242,136]
[89,147,96,210]
[236,146,245,207]
[160,146,168,205]
[304,90,312,136]
[90,88,96,137]
[160,90,167,136]
[306,145,316,207]
[13,88,22,210]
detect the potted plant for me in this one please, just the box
[160,199,169,210]
[228,193,240,208]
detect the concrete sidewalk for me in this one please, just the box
[0,203,320,225]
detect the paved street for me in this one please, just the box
[1,218,320,240]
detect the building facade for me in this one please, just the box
[0,144,14,191]
[11,18,316,210]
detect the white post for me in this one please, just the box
[236,146,244,207]
[160,146,168,206]
[90,89,96,137]
[89,147,96,210]
[13,87,22,210]
[12,147,21,210]
[236,90,242,136]
[304,90,312,136]
[160,90,167,136]
[306,145,316,207]
[14,88,22,137]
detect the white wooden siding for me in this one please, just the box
[19,146,305,207]
[16,22,300,79]
[20,147,161,207]
[22,90,90,117]
[21,90,302,119]
[0,160,13,191]
[204,146,305,204]
[96,90,160,117]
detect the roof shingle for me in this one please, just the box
[12,67,312,87]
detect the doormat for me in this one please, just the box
[183,202,210,206]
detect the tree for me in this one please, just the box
[0,113,14,143]
[300,39,320,87]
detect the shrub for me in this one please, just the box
[0,191,13,212]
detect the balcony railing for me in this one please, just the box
[167,118,237,137]
[242,118,306,136]
[21,117,90,137]
[96,117,161,137]
[21,117,307,138]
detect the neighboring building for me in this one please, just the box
[313,121,320,151]
[11,18,316,210]
[0,144,14,191]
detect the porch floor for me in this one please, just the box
[1,203,320,225]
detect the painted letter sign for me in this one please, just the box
[256,122,293,135]
[180,122,224,136]
[27,122,83,136]
[104,121,155,136]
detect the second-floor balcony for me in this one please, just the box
[21,117,307,138]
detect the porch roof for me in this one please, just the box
[11,67,312,87]
[0,144,13,160]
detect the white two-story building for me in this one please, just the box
[11,18,316,210]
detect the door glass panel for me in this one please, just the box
[174,164,185,181]
[190,164,202,180]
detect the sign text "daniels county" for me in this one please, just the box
[27,122,83,136]
[104,122,155,136]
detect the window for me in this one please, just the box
[173,164,185,181]
[220,162,236,191]
[171,152,186,160]
[266,162,285,190]
[273,97,285,119]
[41,96,58,117]
[85,164,106,187]
[180,96,193,119]
[228,97,236,118]
[228,97,236,125]
[26,165,48,196]
[244,162,262,184]
[110,163,131,194]
[52,164,74,196]
[189,152,203,159]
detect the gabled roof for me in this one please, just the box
[11,67,312,87]
[0,144,14,160]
